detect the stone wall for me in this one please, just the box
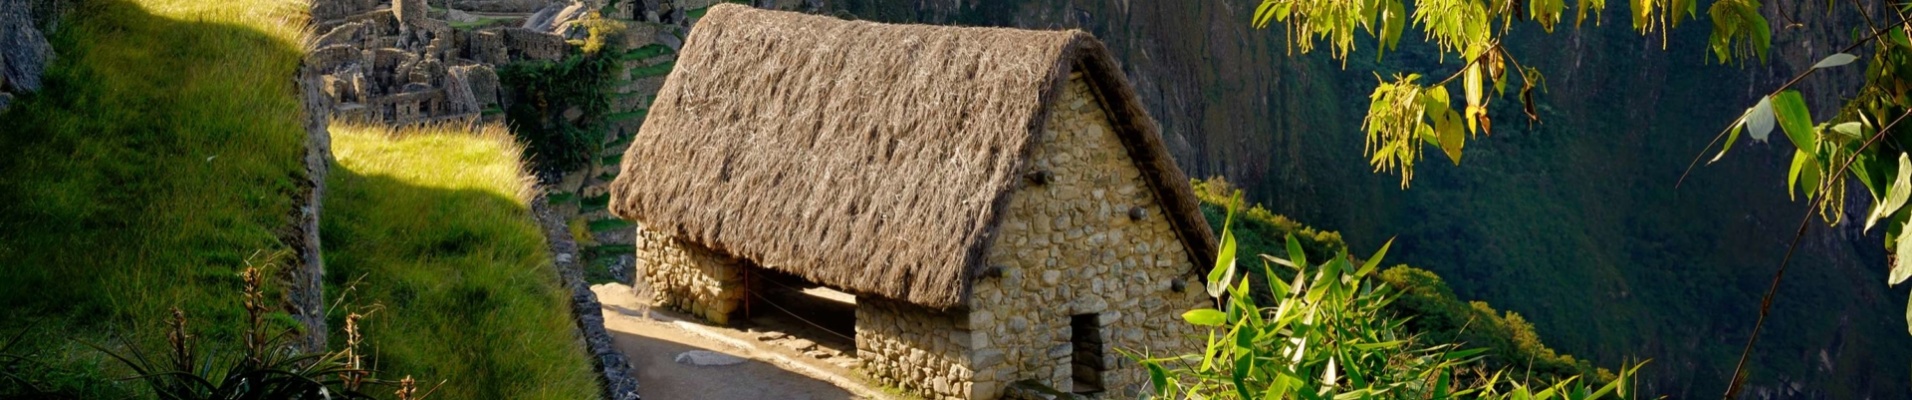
[854,297,975,400]
[633,226,746,324]
[963,74,1207,399]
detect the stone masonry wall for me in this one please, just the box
[964,74,1208,399]
[633,226,745,324]
[855,297,975,400]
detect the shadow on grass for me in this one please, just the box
[0,0,310,395]
[321,163,599,400]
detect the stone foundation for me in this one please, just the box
[855,297,976,400]
[633,227,745,323]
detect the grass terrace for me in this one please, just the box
[322,123,598,399]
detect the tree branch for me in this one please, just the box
[1676,23,1903,189]
[1721,106,1912,400]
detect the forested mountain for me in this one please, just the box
[825,0,1911,396]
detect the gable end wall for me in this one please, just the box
[963,74,1207,398]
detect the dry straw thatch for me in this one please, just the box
[608,4,1215,309]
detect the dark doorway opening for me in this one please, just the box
[738,265,858,362]
[1070,314,1106,394]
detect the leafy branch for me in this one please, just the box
[1255,0,1775,187]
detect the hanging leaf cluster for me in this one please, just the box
[1253,0,1780,187]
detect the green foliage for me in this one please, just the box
[1192,177,1615,385]
[497,50,620,173]
[1376,267,1614,384]
[1252,0,1772,186]
[322,124,598,400]
[587,218,635,232]
[577,12,628,56]
[1133,199,1644,398]
[1702,0,1769,63]
[1193,177,1346,261]
[85,265,385,400]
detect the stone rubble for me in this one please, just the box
[673,350,746,366]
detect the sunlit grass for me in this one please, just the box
[323,122,598,400]
[330,123,538,202]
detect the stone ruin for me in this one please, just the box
[307,0,575,125]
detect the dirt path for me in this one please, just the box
[594,284,868,400]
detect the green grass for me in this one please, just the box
[629,61,675,78]
[618,44,675,61]
[581,193,611,208]
[587,218,634,232]
[587,245,637,258]
[322,123,597,400]
[605,109,648,122]
[0,0,310,394]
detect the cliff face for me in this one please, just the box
[822,0,1910,397]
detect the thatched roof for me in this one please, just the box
[608,4,1215,309]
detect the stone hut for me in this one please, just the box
[607,4,1216,399]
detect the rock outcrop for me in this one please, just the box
[0,0,63,113]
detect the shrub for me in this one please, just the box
[1131,192,1643,398]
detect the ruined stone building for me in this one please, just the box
[607,5,1216,399]
[306,0,570,125]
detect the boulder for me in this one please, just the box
[445,9,479,24]
[520,3,565,31]
[655,31,682,52]
[673,350,744,367]
[0,92,13,114]
[523,1,588,35]
[1,0,54,93]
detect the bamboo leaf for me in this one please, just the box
[1811,53,1858,69]
[1866,154,1912,232]
[1746,96,1775,142]
[1286,234,1308,271]
[1773,90,1815,153]
[1788,149,1809,201]
[1356,238,1393,277]
[1894,222,1912,285]
[1709,120,1744,164]
[1183,309,1228,326]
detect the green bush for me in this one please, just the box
[1185,178,1624,389]
[1133,198,1643,398]
[497,52,619,173]
[1377,266,1613,384]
